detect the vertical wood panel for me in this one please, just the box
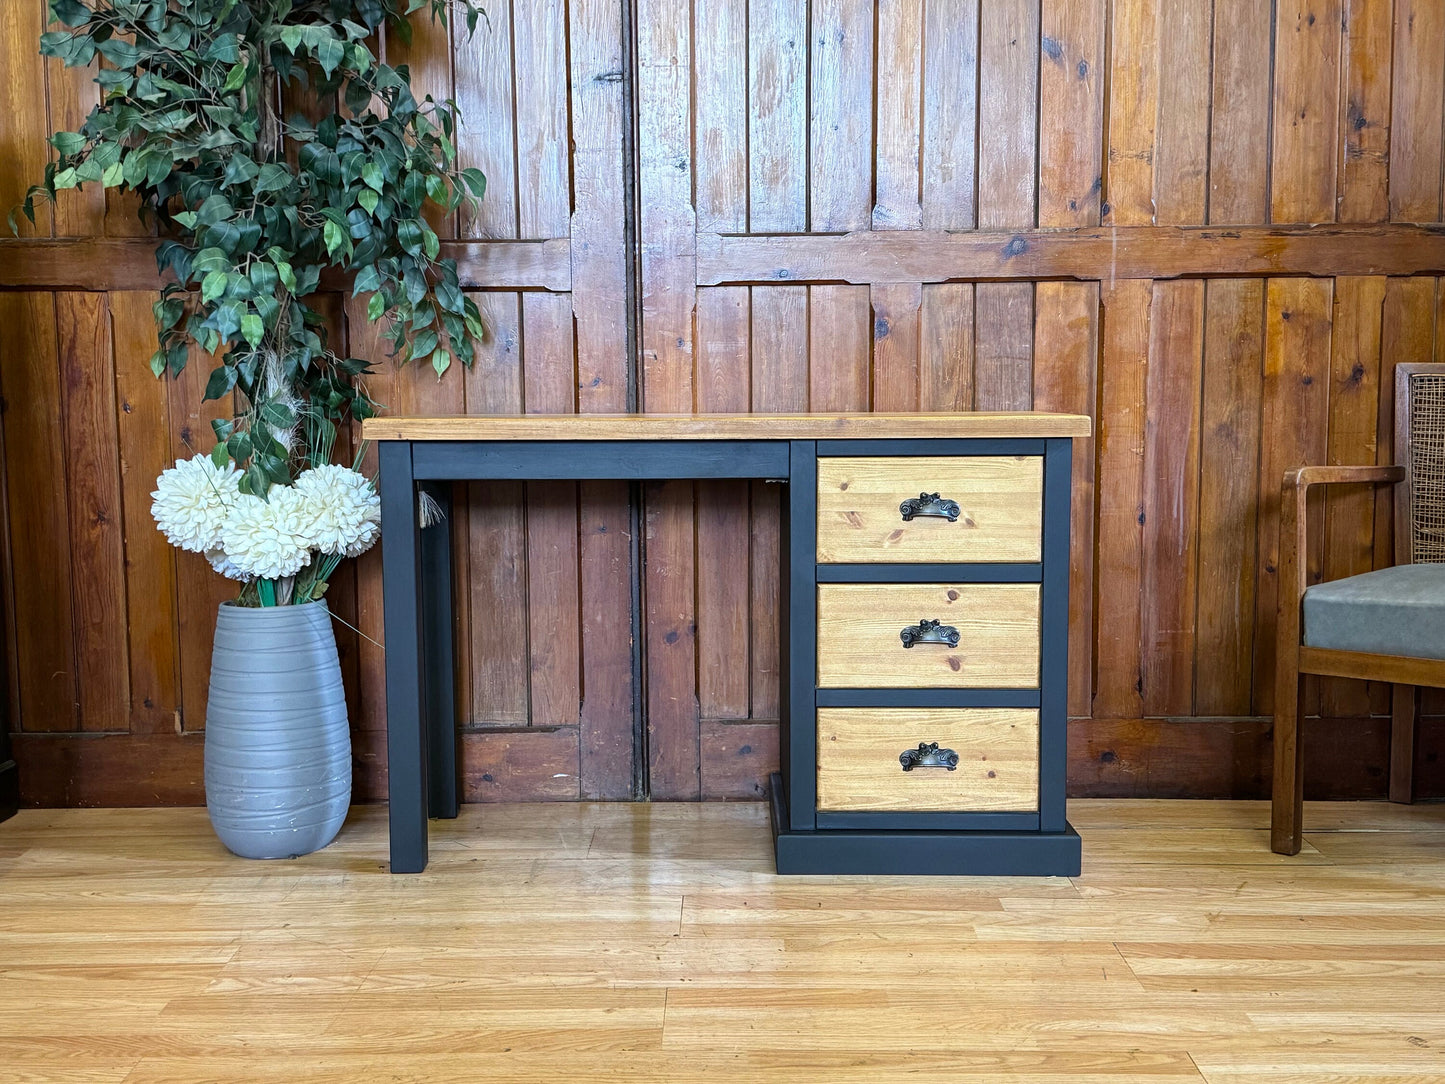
[1389,1,1445,222]
[1208,0,1272,224]
[578,479,635,798]
[1270,0,1343,224]
[978,0,1040,229]
[1139,281,1204,716]
[1038,0,1104,227]
[1153,1,1211,224]
[808,285,871,412]
[695,0,748,232]
[512,0,571,239]
[811,0,874,231]
[1104,0,1159,227]
[463,293,528,726]
[749,0,808,232]
[752,288,809,412]
[111,292,179,734]
[644,480,699,797]
[1254,278,1334,715]
[873,0,925,230]
[1033,282,1099,718]
[1093,280,1152,720]
[1337,0,1394,223]
[455,1,517,237]
[570,0,631,412]
[974,284,1034,410]
[0,0,52,237]
[920,283,976,412]
[56,293,128,733]
[0,294,75,730]
[1195,279,1265,716]
[870,283,922,412]
[921,0,980,230]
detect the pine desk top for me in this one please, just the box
[361,412,1092,441]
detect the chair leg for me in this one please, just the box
[1390,684,1418,804]
[1271,649,1306,856]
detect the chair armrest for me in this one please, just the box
[1278,464,1407,631]
[1285,465,1404,489]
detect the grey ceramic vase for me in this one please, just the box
[204,600,351,859]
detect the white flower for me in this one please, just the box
[221,485,317,581]
[151,454,242,553]
[293,464,381,558]
[205,547,250,582]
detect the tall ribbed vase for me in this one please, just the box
[204,600,351,859]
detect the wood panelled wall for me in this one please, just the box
[3,0,1445,805]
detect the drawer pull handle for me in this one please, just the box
[900,742,959,771]
[900,618,960,649]
[899,492,961,522]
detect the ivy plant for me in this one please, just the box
[17,0,487,495]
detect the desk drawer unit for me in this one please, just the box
[770,434,1081,876]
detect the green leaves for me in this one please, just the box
[23,0,487,498]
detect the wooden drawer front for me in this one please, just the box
[816,708,1039,812]
[816,455,1043,563]
[816,584,1040,688]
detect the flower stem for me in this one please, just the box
[257,578,276,607]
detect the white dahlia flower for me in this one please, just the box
[293,464,381,558]
[205,547,250,582]
[151,454,242,553]
[221,485,318,581]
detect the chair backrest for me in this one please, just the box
[1397,362,1445,564]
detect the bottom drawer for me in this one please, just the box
[816,708,1038,813]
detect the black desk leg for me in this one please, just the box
[379,441,429,873]
[419,482,459,819]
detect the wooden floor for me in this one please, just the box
[3,801,1445,1083]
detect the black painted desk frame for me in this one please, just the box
[377,436,1077,876]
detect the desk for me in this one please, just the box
[363,413,1090,875]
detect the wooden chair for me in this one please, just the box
[1273,362,1445,855]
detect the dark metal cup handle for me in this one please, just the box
[900,619,960,649]
[900,742,959,771]
[899,492,961,522]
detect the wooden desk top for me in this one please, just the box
[361,412,1092,442]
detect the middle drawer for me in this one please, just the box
[816,583,1040,688]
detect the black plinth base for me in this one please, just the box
[768,773,1081,877]
[0,758,17,823]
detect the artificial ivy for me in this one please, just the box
[17,0,486,494]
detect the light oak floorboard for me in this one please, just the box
[1,800,1444,1082]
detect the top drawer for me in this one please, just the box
[816,456,1043,563]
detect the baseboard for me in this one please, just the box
[0,758,17,823]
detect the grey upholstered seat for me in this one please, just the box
[1301,563,1445,660]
